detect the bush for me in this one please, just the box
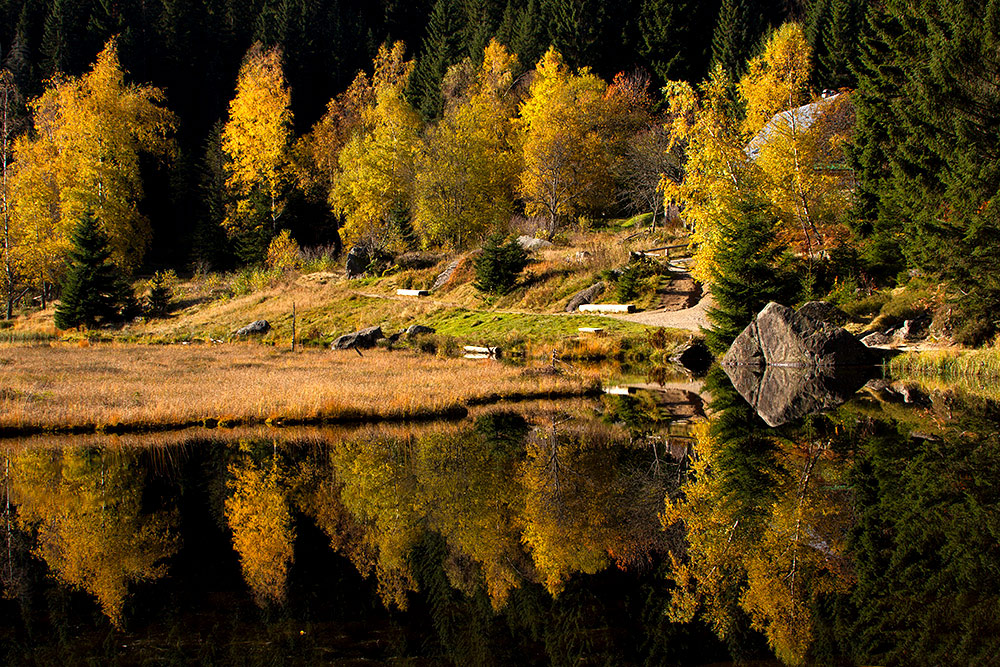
[474,234,529,295]
[616,256,660,302]
[266,230,302,271]
[145,271,174,317]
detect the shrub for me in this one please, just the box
[474,234,529,295]
[616,256,660,302]
[145,271,173,317]
[266,230,302,271]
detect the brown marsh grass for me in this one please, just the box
[0,343,590,436]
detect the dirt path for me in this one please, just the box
[608,290,714,332]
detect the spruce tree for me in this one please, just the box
[54,214,136,330]
[705,194,791,355]
[473,233,528,295]
[710,0,755,79]
[410,0,465,120]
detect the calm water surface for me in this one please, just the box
[1,365,998,665]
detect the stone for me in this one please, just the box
[796,300,849,326]
[406,324,436,336]
[723,302,874,367]
[861,331,892,347]
[431,258,462,291]
[234,319,270,336]
[669,339,713,374]
[332,325,383,350]
[517,235,553,251]
[345,245,370,278]
[725,364,875,426]
[892,318,924,342]
[565,282,604,312]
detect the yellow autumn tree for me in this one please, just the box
[333,42,421,250]
[10,39,174,274]
[738,23,812,137]
[222,43,292,260]
[518,47,615,238]
[412,41,520,248]
[660,66,756,283]
[10,447,179,627]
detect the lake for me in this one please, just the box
[2,364,998,665]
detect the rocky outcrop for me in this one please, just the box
[234,320,270,336]
[345,245,370,278]
[431,258,461,291]
[796,300,849,326]
[565,282,604,312]
[725,364,874,426]
[517,235,553,251]
[332,325,383,350]
[723,302,874,367]
[405,324,436,336]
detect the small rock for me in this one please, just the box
[517,235,553,251]
[892,319,924,342]
[406,324,436,336]
[234,320,271,336]
[566,282,605,313]
[861,331,892,347]
[332,325,383,350]
[669,339,713,374]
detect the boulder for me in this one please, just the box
[565,282,605,312]
[796,300,849,326]
[332,325,384,350]
[345,245,370,278]
[234,319,270,336]
[725,364,874,426]
[723,302,874,367]
[431,258,462,291]
[669,339,713,374]
[406,324,436,336]
[517,235,553,251]
[892,318,925,343]
[861,331,892,347]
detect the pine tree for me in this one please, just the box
[638,0,717,84]
[705,193,792,355]
[54,213,136,330]
[511,0,547,69]
[711,0,757,79]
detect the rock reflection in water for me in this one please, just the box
[723,363,876,426]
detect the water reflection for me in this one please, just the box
[1,375,999,665]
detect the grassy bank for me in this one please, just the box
[0,344,592,436]
[887,346,1000,385]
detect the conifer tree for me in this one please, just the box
[704,193,791,355]
[473,233,528,295]
[410,0,465,120]
[54,213,136,330]
[711,0,757,78]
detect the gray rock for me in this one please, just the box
[432,258,462,291]
[796,300,849,326]
[669,339,713,374]
[723,302,873,367]
[332,325,384,350]
[517,235,554,251]
[892,319,924,342]
[565,282,605,312]
[861,331,892,347]
[725,364,874,426]
[405,324,436,336]
[234,320,271,336]
[345,245,370,278]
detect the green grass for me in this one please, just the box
[888,347,1000,385]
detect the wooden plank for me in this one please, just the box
[578,304,635,313]
[396,288,429,296]
[578,327,604,333]
[463,345,501,358]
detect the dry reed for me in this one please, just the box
[0,343,590,436]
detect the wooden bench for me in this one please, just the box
[578,327,604,333]
[578,304,635,313]
[396,289,430,296]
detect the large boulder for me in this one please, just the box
[234,319,270,336]
[723,302,873,367]
[565,282,604,312]
[725,364,874,426]
[517,235,553,252]
[431,258,461,291]
[796,300,849,326]
[332,325,383,350]
[670,339,713,374]
[345,245,370,278]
